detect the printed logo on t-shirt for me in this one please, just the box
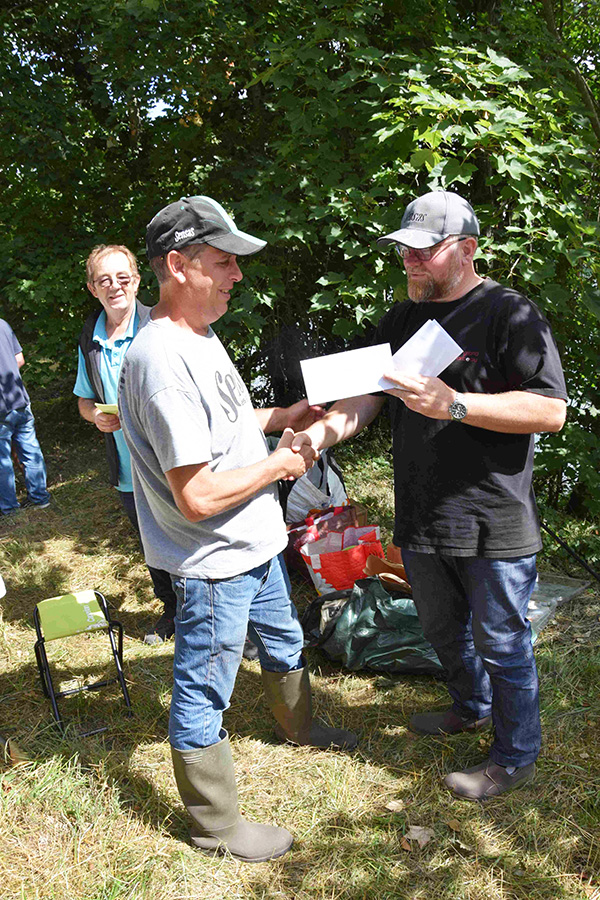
[215,365,249,423]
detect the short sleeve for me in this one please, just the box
[141,386,213,473]
[501,298,568,400]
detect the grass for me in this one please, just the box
[0,394,599,899]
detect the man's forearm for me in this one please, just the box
[255,407,285,433]
[78,397,98,423]
[384,371,566,433]
[167,437,314,522]
[296,395,385,451]
[459,390,566,433]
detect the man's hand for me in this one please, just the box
[77,397,122,432]
[291,430,316,456]
[283,398,326,432]
[276,427,318,481]
[94,410,121,433]
[383,371,454,420]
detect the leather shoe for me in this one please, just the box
[443,758,536,801]
[409,708,492,736]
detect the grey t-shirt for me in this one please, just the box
[118,319,287,578]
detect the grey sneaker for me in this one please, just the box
[443,758,536,801]
[409,707,492,736]
[21,497,51,510]
[242,636,259,661]
[144,611,176,645]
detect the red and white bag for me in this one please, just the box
[299,525,385,595]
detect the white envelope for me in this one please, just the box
[379,319,462,388]
[300,343,393,406]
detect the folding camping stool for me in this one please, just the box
[33,590,132,735]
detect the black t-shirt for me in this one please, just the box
[371,279,568,558]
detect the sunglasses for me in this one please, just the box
[394,236,468,261]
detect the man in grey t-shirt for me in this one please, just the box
[119,196,357,863]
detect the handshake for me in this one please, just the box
[274,427,319,482]
[269,398,325,482]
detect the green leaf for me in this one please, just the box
[309,291,338,311]
[410,149,440,171]
[316,272,346,286]
[332,318,355,339]
[582,288,600,322]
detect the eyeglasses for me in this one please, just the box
[93,275,134,290]
[394,235,468,261]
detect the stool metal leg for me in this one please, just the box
[107,621,133,715]
[33,637,64,733]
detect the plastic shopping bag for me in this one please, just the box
[285,504,361,581]
[300,525,385,594]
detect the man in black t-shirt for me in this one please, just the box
[292,190,568,801]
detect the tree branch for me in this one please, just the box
[539,0,600,144]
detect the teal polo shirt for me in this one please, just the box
[73,309,140,491]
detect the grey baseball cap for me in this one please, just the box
[377,190,480,249]
[146,196,267,259]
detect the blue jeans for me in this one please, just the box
[0,405,50,513]
[402,550,540,768]
[169,553,304,751]
[119,491,177,615]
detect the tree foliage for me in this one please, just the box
[1,0,599,513]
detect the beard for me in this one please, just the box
[406,250,463,303]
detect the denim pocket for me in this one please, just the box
[172,577,186,620]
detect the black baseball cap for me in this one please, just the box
[146,196,267,258]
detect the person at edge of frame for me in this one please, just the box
[292,189,568,803]
[118,195,358,863]
[74,244,178,645]
[0,319,51,516]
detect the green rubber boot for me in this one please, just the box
[261,665,358,750]
[171,732,293,862]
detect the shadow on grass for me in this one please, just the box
[0,476,169,640]
[0,392,163,624]
[1,641,598,900]
[0,651,188,840]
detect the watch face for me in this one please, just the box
[449,400,468,420]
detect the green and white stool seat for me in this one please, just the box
[36,590,109,641]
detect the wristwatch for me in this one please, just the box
[448,393,468,421]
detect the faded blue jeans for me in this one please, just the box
[169,553,304,751]
[402,550,540,768]
[0,405,50,513]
